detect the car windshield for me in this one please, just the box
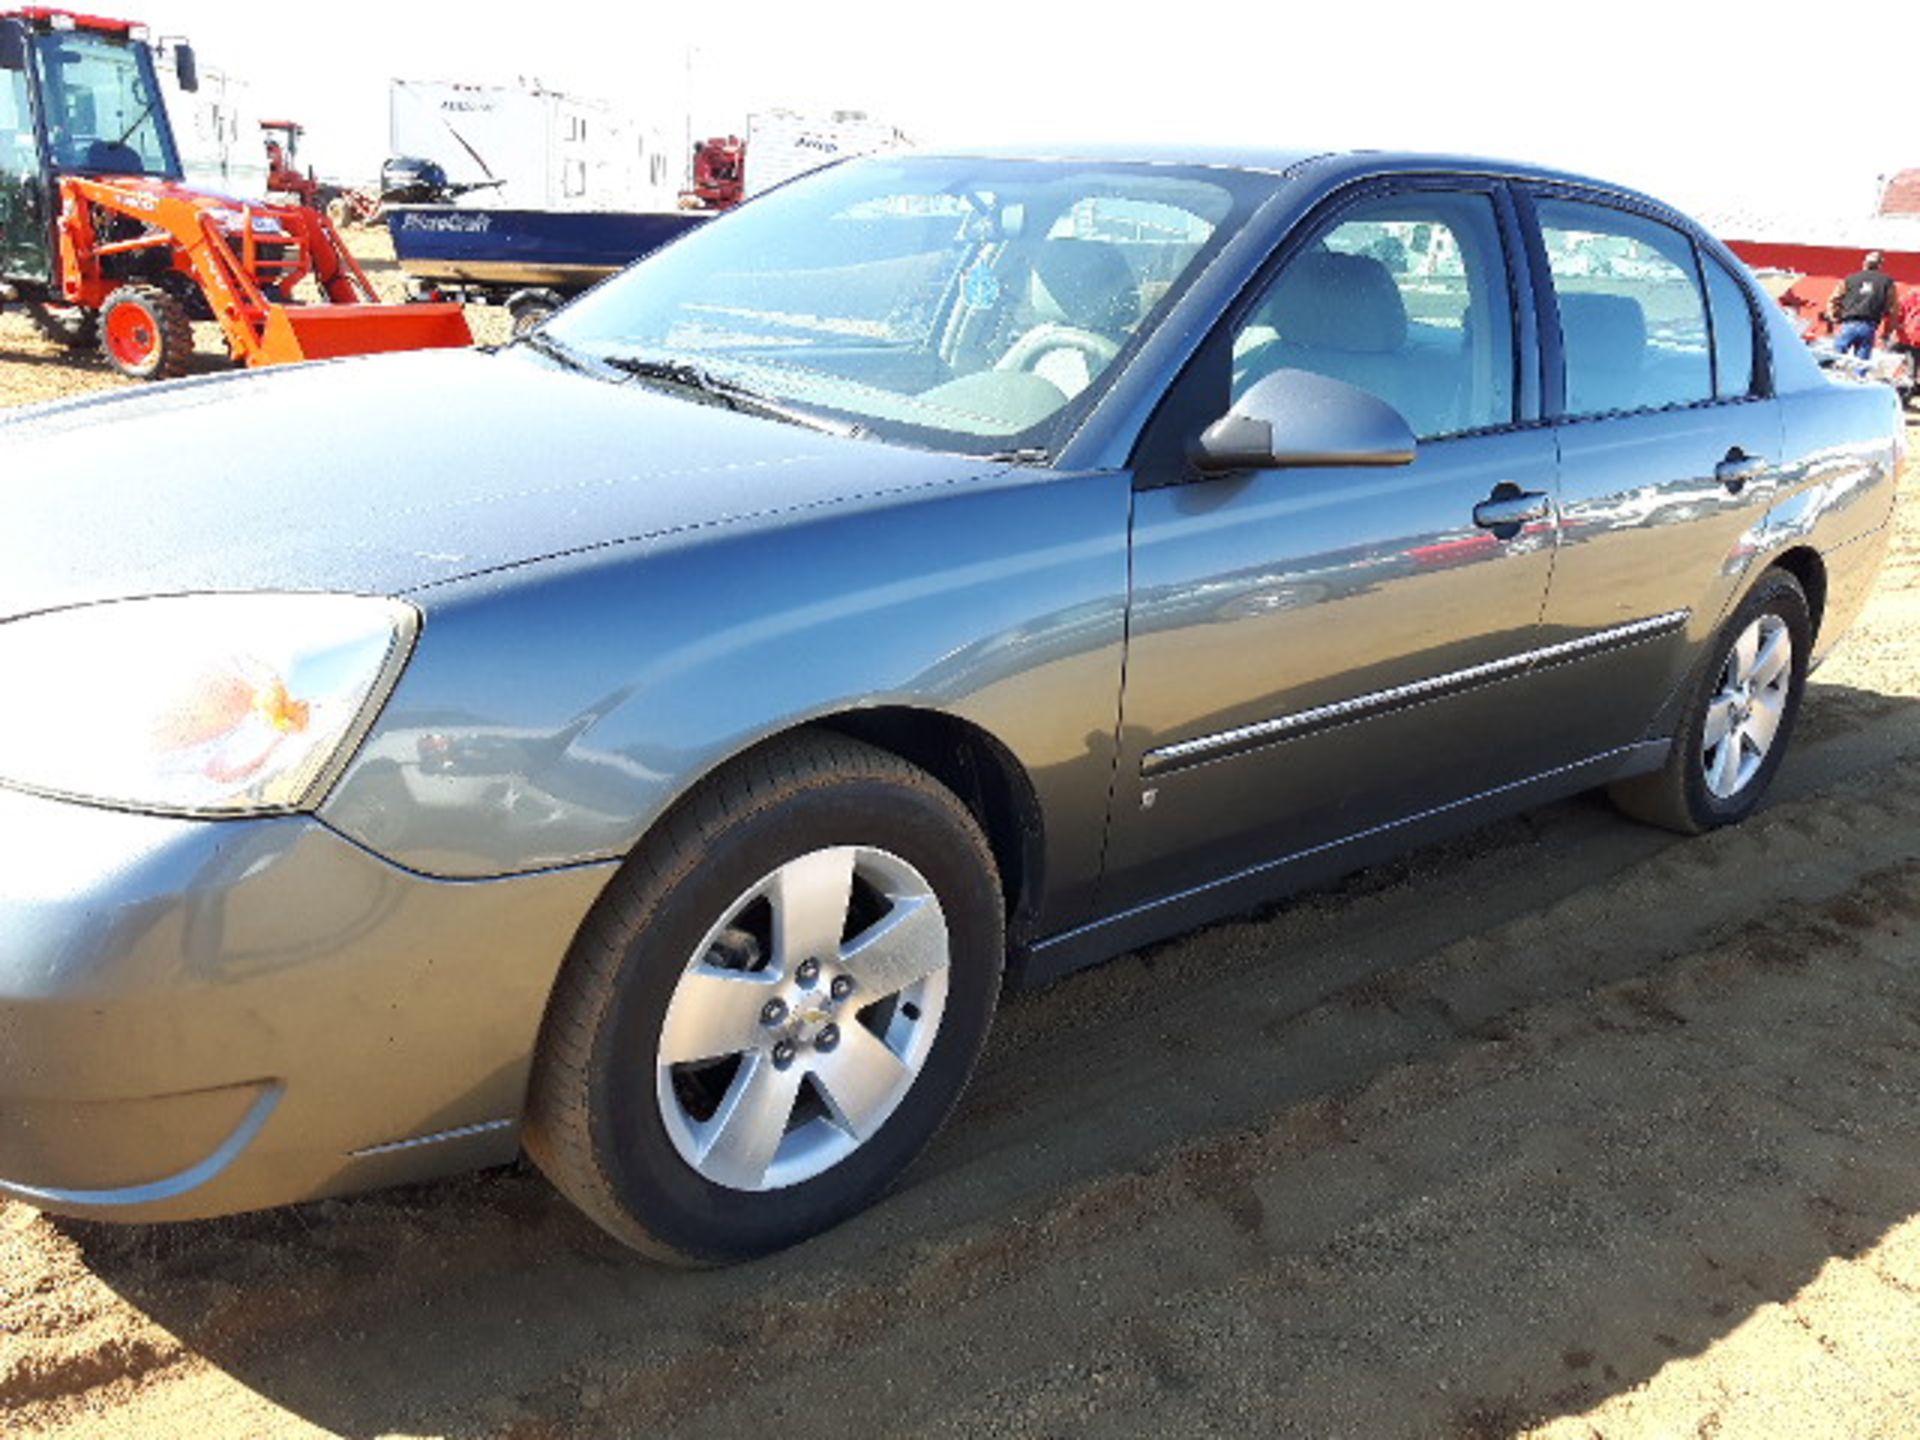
[544,156,1270,456]
[30,30,179,179]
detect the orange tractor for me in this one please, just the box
[0,8,469,380]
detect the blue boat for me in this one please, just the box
[385,205,709,315]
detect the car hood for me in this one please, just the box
[0,347,1003,620]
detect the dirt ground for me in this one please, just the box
[0,229,507,408]
[5,261,1920,1437]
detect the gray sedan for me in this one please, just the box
[0,146,1903,1263]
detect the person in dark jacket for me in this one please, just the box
[1832,252,1899,358]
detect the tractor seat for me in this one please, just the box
[82,139,146,175]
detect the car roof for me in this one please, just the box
[897,142,1671,210]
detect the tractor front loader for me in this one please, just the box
[0,9,469,381]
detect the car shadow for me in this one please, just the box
[44,677,1920,1439]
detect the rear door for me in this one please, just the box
[1518,190,1781,757]
[1104,180,1564,907]
[0,64,51,283]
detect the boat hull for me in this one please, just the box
[385,206,708,292]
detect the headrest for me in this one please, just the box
[1262,250,1408,353]
[1031,239,1137,332]
[1557,292,1645,372]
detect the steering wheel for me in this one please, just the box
[994,322,1121,378]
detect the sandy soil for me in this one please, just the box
[4,269,1920,1437]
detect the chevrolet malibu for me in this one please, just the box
[0,146,1902,1264]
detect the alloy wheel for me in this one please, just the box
[655,845,950,1191]
[1701,612,1793,800]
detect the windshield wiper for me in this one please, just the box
[601,356,863,439]
[511,328,596,374]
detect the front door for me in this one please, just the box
[1105,183,1562,908]
[0,65,49,284]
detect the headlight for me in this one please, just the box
[0,593,417,816]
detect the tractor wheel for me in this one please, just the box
[26,303,100,350]
[98,285,194,381]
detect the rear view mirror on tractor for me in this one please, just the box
[172,40,195,92]
[0,18,25,69]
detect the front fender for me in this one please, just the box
[320,469,1133,932]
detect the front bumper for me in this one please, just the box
[0,784,612,1221]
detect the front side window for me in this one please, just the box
[1538,198,1712,416]
[1231,190,1516,440]
[547,156,1266,454]
[30,31,178,178]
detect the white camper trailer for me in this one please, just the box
[742,110,905,198]
[389,79,677,212]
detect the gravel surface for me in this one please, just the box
[3,282,1920,1439]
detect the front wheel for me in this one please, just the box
[1610,568,1811,834]
[524,734,1004,1264]
[98,285,193,381]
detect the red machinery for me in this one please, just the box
[683,135,745,211]
[262,118,380,227]
[0,10,469,379]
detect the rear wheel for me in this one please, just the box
[1610,568,1811,834]
[98,285,193,381]
[26,303,100,350]
[524,734,1004,1265]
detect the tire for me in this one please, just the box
[505,288,563,336]
[26,303,100,350]
[1609,567,1812,834]
[524,733,1004,1265]
[98,285,193,381]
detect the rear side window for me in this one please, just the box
[1537,198,1712,416]
[1702,255,1759,398]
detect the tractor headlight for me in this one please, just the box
[0,594,417,816]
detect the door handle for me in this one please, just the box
[1715,449,1767,494]
[1473,484,1552,539]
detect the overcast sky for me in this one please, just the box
[143,0,1908,222]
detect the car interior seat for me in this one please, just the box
[995,237,1139,397]
[1234,250,1461,438]
[1555,291,1646,414]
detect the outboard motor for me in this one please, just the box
[380,156,454,205]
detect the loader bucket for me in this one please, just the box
[254,302,473,365]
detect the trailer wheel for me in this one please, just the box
[506,288,564,336]
[26,304,100,350]
[99,286,193,381]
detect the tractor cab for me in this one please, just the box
[0,10,194,284]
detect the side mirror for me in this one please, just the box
[1193,368,1416,473]
[174,42,198,93]
[0,19,27,71]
